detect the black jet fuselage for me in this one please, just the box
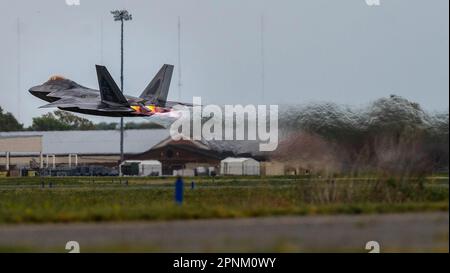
[29,64,191,117]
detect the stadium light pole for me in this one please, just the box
[111,10,132,167]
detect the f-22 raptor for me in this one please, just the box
[29,64,191,117]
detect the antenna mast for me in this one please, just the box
[17,17,21,121]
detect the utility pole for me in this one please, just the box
[177,16,182,101]
[260,15,265,103]
[100,18,104,64]
[260,15,266,102]
[111,10,132,165]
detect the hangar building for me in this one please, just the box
[0,129,169,170]
[0,129,298,175]
[0,129,270,176]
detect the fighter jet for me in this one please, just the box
[29,64,192,117]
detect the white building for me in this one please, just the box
[220,157,260,176]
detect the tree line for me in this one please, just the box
[275,95,449,175]
[0,107,164,132]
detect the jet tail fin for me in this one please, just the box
[139,64,174,106]
[96,65,129,106]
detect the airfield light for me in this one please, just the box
[111,9,133,167]
[111,10,133,21]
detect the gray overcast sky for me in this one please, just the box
[0,0,448,125]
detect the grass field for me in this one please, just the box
[0,176,448,224]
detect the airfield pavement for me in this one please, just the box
[0,212,448,253]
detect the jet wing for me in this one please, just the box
[144,114,180,129]
[163,101,195,108]
[39,97,134,112]
[97,107,134,113]
[39,97,83,108]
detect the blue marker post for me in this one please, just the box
[191,181,195,190]
[175,177,184,205]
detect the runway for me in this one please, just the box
[0,212,447,253]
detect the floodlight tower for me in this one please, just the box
[111,9,132,166]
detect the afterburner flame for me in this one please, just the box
[131,104,170,115]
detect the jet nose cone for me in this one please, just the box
[29,85,51,100]
[29,86,37,94]
[29,85,42,93]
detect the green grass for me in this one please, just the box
[0,176,447,224]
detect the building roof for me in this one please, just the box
[152,137,210,151]
[121,160,162,165]
[151,135,263,156]
[0,130,170,155]
[221,157,259,163]
[0,129,269,159]
[0,135,42,139]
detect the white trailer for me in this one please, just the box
[220,157,260,176]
